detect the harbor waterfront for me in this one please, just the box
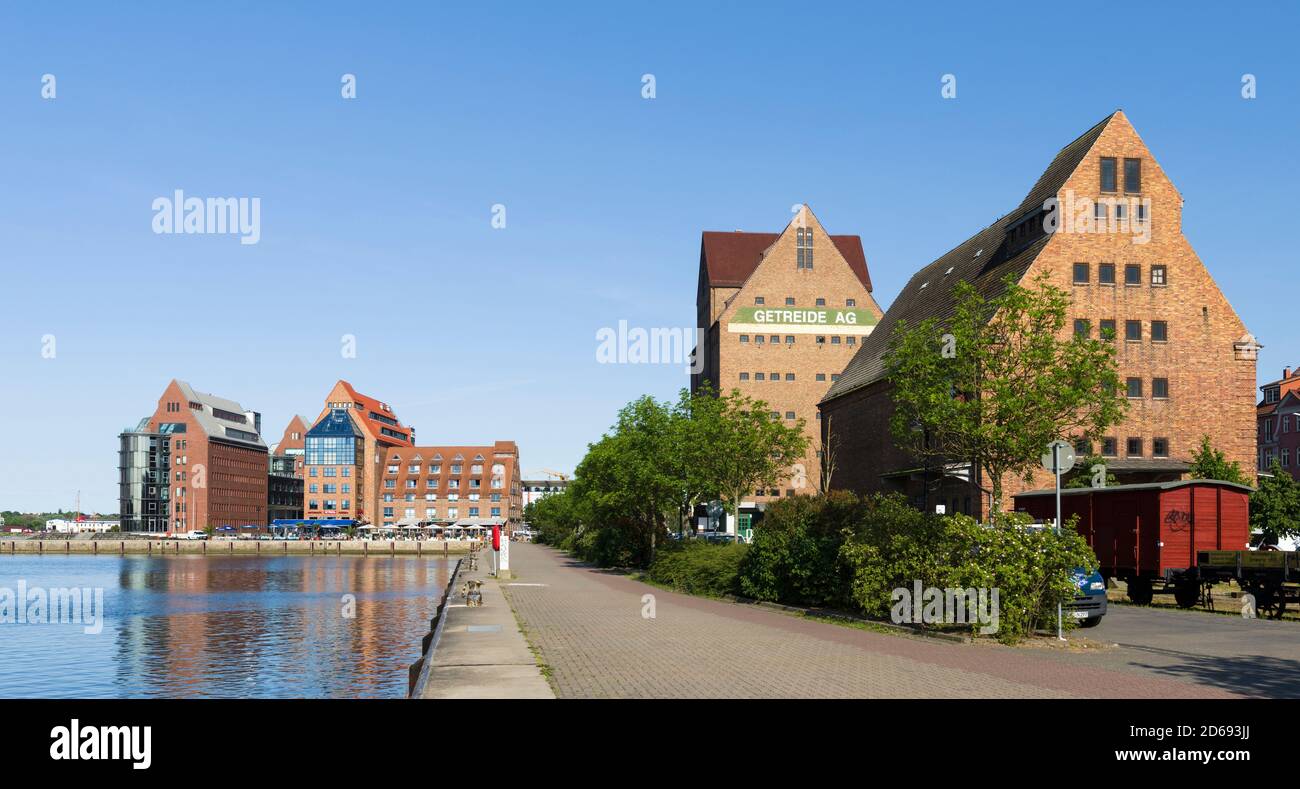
[0,553,453,698]
[0,539,478,555]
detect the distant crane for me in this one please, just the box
[527,468,571,482]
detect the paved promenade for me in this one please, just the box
[502,543,1249,699]
[416,556,554,699]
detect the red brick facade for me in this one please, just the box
[380,442,523,529]
[146,379,268,531]
[692,206,883,500]
[822,112,1258,518]
[1257,368,1300,481]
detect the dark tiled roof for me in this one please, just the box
[821,112,1118,404]
[700,231,873,291]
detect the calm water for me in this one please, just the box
[0,554,452,698]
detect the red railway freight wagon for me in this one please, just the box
[1013,480,1253,607]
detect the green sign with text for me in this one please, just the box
[729,306,878,333]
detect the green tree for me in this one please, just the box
[1064,454,1117,489]
[1250,459,1300,545]
[1187,435,1249,485]
[884,272,1127,512]
[670,385,725,538]
[572,395,682,566]
[697,388,808,540]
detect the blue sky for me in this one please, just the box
[1,2,1296,512]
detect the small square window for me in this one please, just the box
[1073,262,1089,284]
[1074,319,1090,338]
[1151,321,1168,342]
[1102,437,1118,457]
[754,372,765,381]
[755,335,765,345]
[770,371,779,380]
[815,298,826,306]
[846,298,856,307]
[785,336,794,344]
[831,336,841,344]
[1100,157,1117,192]
[1151,265,1167,286]
[1125,320,1142,341]
[1153,378,1169,399]
[739,372,749,381]
[785,297,795,306]
[785,411,796,420]
[754,297,765,305]
[1125,264,1141,285]
[770,335,779,343]
[816,336,826,344]
[816,373,826,381]
[1153,438,1169,457]
[1100,320,1117,341]
[1074,437,1091,455]
[1126,437,1143,457]
[846,337,856,345]
[1099,263,1116,284]
[739,335,749,343]
[785,373,795,381]
[1126,377,1143,398]
[830,373,840,381]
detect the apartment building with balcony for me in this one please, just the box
[379,442,522,530]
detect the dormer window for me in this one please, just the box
[796,228,813,270]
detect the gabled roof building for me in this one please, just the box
[820,111,1258,517]
[691,205,884,510]
[119,379,269,533]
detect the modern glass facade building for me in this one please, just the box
[304,408,366,519]
[118,421,173,533]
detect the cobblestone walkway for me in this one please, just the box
[501,543,1241,699]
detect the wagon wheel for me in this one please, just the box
[1173,582,1200,609]
[1127,578,1154,606]
[1252,584,1284,620]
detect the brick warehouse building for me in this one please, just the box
[820,111,1259,518]
[119,379,268,533]
[691,205,884,503]
[381,442,523,530]
[302,380,523,530]
[303,380,416,523]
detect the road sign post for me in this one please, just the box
[1041,440,1076,642]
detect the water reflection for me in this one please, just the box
[0,555,450,698]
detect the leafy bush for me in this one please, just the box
[838,495,951,617]
[738,490,866,607]
[934,513,1094,642]
[646,540,747,597]
[739,491,1097,643]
